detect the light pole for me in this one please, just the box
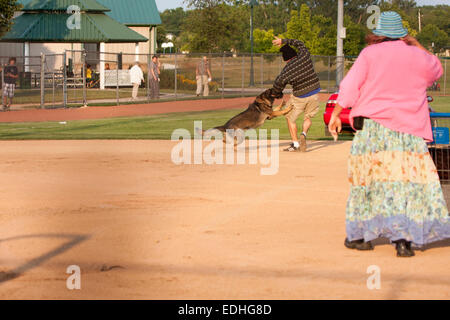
[249,0,258,86]
[336,0,345,88]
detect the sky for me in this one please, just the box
[155,0,449,12]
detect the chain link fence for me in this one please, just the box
[1,52,448,109]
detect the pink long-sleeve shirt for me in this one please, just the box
[337,40,443,141]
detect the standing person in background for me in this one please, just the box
[328,12,450,257]
[86,64,93,87]
[196,56,212,97]
[0,65,2,102]
[271,37,321,152]
[149,55,160,99]
[130,62,144,101]
[2,57,19,111]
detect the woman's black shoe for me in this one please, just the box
[394,240,415,257]
[344,238,373,251]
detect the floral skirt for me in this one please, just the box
[346,119,450,246]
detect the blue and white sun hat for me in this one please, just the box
[373,11,408,39]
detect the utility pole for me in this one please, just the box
[418,9,422,33]
[249,0,258,87]
[336,0,345,87]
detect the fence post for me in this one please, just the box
[1,59,4,98]
[82,50,87,107]
[260,54,263,89]
[52,72,55,108]
[444,59,447,96]
[336,55,344,90]
[116,54,120,106]
[241,54,245,97]
[147,53,150,102]
[63,51,67,108]
[327,56,331,93]
[174,53,178,99]
[222,52,225,99]
[40,53,45,109]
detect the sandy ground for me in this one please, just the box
[0,140,449,300]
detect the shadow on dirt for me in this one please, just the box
[0,233,90,284]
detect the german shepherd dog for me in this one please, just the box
[199,88,292,143]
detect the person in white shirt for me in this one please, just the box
[130,62,144,101]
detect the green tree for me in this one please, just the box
[343,16,366,56]
[175,1,448,55]
[284,6,319,53]
[229,0,318,35]
[181,3,245,52]
[160,7,190,36]
[417,24,448,53]
[156,25,167,48]
[227,4,250,52]
[420,5,450,36]
[389,0,417,13]
[0,0,21,37]
[312,15,336,55]
[283,5,337,55]
[402,20,417,38]
[253,28,278,53]
[306,0,379,24]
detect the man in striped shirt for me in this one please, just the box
[272,37,321,152]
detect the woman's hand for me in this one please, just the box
[272,36,283,47]
[328,105,343,141]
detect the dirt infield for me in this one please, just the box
[1,94,330,123]
[0,140,448,299]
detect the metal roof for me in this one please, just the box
[17,0,33,6]
[0,12,148,43]
[96,0,161,26]
[22,0,110,11]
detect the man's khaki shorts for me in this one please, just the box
[285,94,320,123]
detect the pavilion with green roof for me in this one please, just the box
[0,0,161,89]
[97,0,162,56]
[2,0,148,43]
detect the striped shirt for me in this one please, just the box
[273,39,320,97]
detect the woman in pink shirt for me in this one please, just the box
[329,12,450,257]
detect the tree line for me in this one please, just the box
[157,0,449,55]
[1,0,448,55]
[0,0,22,37]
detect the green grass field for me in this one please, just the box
[0,96,448,141]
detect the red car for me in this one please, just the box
[323,94,435,136]
[323,93,354,136]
